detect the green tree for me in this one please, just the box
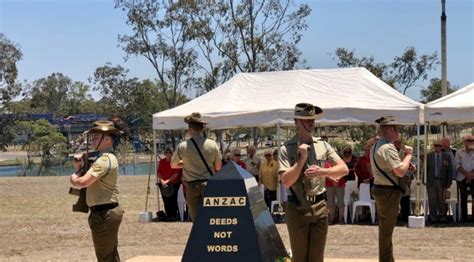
[6,100,32,113]
[17,120,67,176]
[0,34,23,150]
[115,140,134,175]
[64,81,97,115]
[420,78,456,103]
[127,79,175,128]
[187,0,311,92]
[115,0,198,108]
[29,73,73,117]
[11,77,97,116]
[333,48,390,84]
[391,47,439,95]
[0,120,16,151]
[333,47,438,94]
[0,33,23,109]
[348,125,377,144]
[91,63,173,127]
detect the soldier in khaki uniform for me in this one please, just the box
[70,121,123,262]
[279,103,348,262]
[171,112,222,222]
[370,116,413,262]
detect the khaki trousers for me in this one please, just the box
[285,200,329,262]
[372,187,402,262]
[186,180,207,222]
[88,206,123,262]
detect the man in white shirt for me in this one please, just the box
[455,135,474,222]
[244,145,260,181]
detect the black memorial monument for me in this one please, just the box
[182,162,288,262]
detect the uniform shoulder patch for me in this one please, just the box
[92,162,104,172]
[100,155,109,162]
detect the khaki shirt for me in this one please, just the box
[259,158,279,191]
[171,135,221,182]
[86,152,119,207]
[371,138,402,186]
[279,135,341,196]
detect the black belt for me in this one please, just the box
[288,192,326,205]
[374,184,398,190]
[90,203,118,212]
[434,177,440,179]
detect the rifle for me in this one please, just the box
[68,151,99,213]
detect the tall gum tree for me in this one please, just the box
[0,34,23,150]
[333,47,439,95]
[186,0,311,92]
[115,0,197,109]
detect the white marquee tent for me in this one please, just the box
[152,67,423,130]
[424,82,474,123]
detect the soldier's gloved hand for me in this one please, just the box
[297,144,310,161]
[404,145,413,155]
[72,154,84,171]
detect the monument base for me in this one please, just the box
[138,211,153,223]
[408,215,425,228]
[126,256,453,262]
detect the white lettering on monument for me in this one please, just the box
[207,245,239,252]
[213,231,233,238]
[204,196,247,253]
[203,197,246,207]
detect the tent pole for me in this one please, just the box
[422,122,429,218]
[415,123,421,216]
[153,129,161,213]
[276,122,282,211]
[252,127,258,146]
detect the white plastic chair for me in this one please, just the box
[446,183,459,222]
[177,184,186,221]
[352,183,376,224]
[259,184,265,196]
[343,180,358,223]
[270,200,280,213]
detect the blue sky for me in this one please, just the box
[1,0,473,101]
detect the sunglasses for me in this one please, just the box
[165,151,172,154]
[467,139,474,142]
[264,154,272,157]
[434,145,442,147]
[234,154,241,157]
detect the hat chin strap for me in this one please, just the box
[300,120,313,134]
[93,133,105,151]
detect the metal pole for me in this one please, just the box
[415,123,421,216]
[276,123,282,211]
[144,154,153,212]
[252,127,258,146]
[153,129,161,212]
[422,122,429,219]
[441,0,448,96]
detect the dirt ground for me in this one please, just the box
[0,176,473,262]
